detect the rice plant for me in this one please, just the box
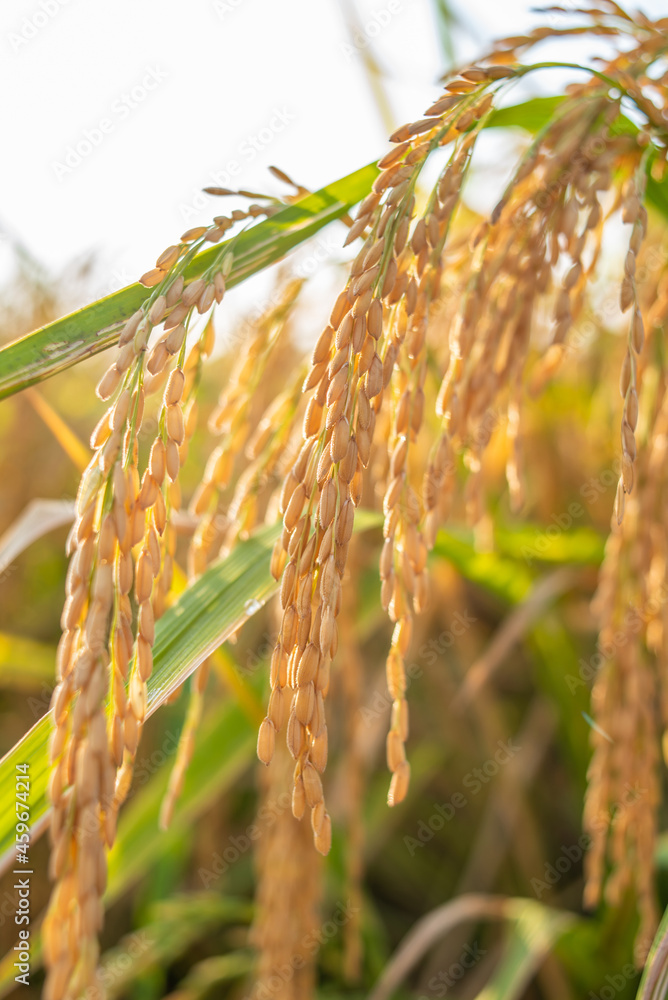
[2,3,668,998]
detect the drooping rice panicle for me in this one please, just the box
[43,7,668,986]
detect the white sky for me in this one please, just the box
[0,0,666,311]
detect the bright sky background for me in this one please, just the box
[1,0,666,313]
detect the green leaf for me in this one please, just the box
[431,528,591,779]
[0,521,281,866]
[106,700,256,905]
[0,632,57,689]
[493,524,605,566]
[4,96,667,405]
[647,172,668,222]
[487,96,565,134]
[101,895,253,1000]
[429,0,458,69]
[0,164,378,400]
[165,952,255,999]
[0,509,382,997]
[474,899,575,1000]
[0,697,259,999]
[635,903,668,1000]
[0,511,382,866]
[485,98,668,221]
[433,529,533,605]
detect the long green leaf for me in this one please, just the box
[0,697,258,999]
[432,529,591,778]
[0,510,382,866]
[106,700,256,904]
[487,98,668,220]
[475,899,575,1000]
[0,164,378,400]
[487,96,565,134]
[0,521,281,866]
[433,530,533,604]
[0,509,381,998]
[101,896,253,1000]
[5,96,667,402]
[493,524,605,566]
[636,904,668,1000]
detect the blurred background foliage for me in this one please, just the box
[1,2,667,998]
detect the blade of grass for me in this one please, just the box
[487,96,565,133]
[367,894,575,1000]
[474,899,575,1000]
[102,897,253,1000]
[0,697,257,999]
[430,0,458,70]
[170,561,265,725]
[4,95,668,402]
[4,99,667,401]
[0,522,279,869]
[486,98,668,220]
[0,499,75,578]
[0,164,379,400]
[635,904,668,1000]
[0,514,383,994]
[0,510,382,868]
[493,524,605,567]
[106,699,256,904]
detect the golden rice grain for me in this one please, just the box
[44,21,668,989]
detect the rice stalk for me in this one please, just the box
[43,186,292,1000]
[42,4,668,991]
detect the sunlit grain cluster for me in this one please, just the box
[42,4,668,994]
